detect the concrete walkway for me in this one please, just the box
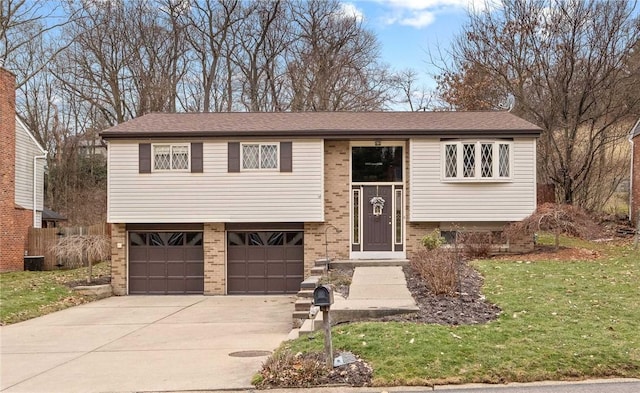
[332,266,419,320]
[298,266,418,334]
[0,295,294,393]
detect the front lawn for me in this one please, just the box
[0,262,110,325]
[283,238,640,386]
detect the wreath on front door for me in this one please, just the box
[370,196,385,217]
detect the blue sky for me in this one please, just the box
[342,0,484,90]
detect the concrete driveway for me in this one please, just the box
[0,295,294,393]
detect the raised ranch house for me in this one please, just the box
[100,111,541,296]
[0,67,46,272]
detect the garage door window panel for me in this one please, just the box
[187,232,203,246]
[286,232,303,245]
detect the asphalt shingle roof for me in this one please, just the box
[100,111,542,139]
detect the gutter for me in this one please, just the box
[33,152,48,227]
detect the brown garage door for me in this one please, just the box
[129,232,204,294]
[227,231,303,294]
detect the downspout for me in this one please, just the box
[33,152,48,227]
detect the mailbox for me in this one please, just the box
[313,285,334,307]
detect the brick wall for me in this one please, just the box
[203,222,225,295]
[303,140,351,274]
[110,223,127,295]
[632,135,640,226]
[0,67,30,272]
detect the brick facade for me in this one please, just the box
[110,223,127,295]
[1,67,32,272]
[632,135,640,226]
[303,140,351,275]
[203,223,225,295]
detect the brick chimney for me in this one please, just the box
[0,67,23,271]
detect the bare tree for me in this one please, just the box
[286,0,390,111]
[0,0,73,87]
[392,68,435,111]
[232,0,287,111]
[436,0,640,209]
[183,0,242,112]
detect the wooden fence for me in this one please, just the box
[28,223,110,270]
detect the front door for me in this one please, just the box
[351,144,404,258]
[362,185,393,251]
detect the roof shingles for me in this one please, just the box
[100,111,542,139]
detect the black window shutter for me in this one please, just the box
[280,142,292,172]
[228,142,240,172]
[191,142,203,173]
[139,143,151,173]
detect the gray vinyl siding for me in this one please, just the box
[14,118,45,219]
[409,138,536,222]
[107,139,324,223]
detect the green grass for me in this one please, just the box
[0,262,110,325]
[283,238,640,386]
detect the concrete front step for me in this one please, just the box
[310,266,326,275]
[330,259,409,268]
[294,298,313,311]
[292,310,311,320]
[296,289,314,298]
[300,276,321,289]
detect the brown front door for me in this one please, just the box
[362,186,393,251]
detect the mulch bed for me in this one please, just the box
[316,351,373,387]
[380,264,502,325]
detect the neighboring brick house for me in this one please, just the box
[0,67,47,272]
[100,111,541,296]
[630,119,640,226]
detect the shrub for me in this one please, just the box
[50,234,110,284]
[256,351,328,388]
[504,203,602,250]
[410,248,463,296]
[458,231,493,259]
[420,229,446,250]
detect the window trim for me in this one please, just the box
[240,142,280,171]
[441,141,512,182]
[152,143,191,172]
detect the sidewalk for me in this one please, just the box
[200,378,640,393]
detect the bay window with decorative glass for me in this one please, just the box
[442,141,512,181]
[242,143,279,170]
[153,144,189,171]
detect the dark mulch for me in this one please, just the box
[321,267,354,298]
[255,351,372,389]
[380,265,502,325]
[322,352,373,387]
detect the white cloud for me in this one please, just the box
[399,11,436,28]
[339,2,365,22]
[374,0,496,28]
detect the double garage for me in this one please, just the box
[127,224,304,295]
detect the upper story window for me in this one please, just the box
[153,144,189,171]
[443,141,511,181]
[242,143,278,170]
